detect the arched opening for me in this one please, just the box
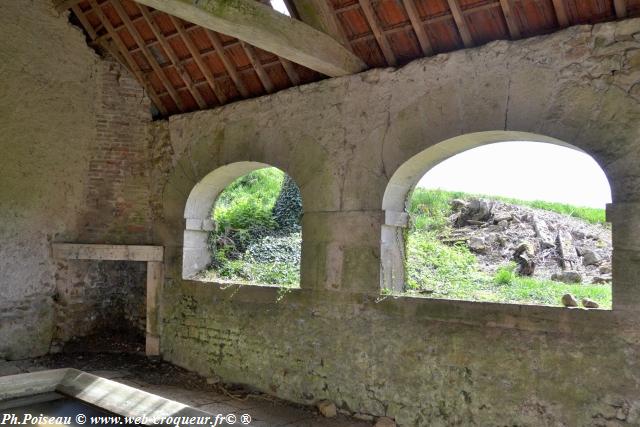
[382,132,613,308]
[184,162,302,288]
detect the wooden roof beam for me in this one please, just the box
[168,15,228,105]
[110,0,185,111]
[551,0,570,27]
[358,0,397,66]
[132,0,365,77]
[499,0,521,39]
[138,4,208,109]
[614,0,628,19]
[447,0,474,48]
[85,0,168,115]
[401,0,433,56]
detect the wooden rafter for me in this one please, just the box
[281,0,299,19]
[401,0,433,56]
[289,0,353,51]
[280,58,301,85]
[499,0,521,39]
[138,4,207,109]
[614,0,628,19]
[203,30,250,98]
[551,0,570,27]
[110,0,185,110]
[133,0,365,77]
[71,4,96,39]
[358,0,397,66]
[241,42,275,93]
[447,0,474,48]
[168,15,227,105]
[85,0,168,114]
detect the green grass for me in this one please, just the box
[214,168,284,231]
[410,188,607,224]
[404,188,611,308]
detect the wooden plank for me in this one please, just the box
[133,0,365,77]
[447,0,474,47]
[241,42,275,93]
[55,0,83,14]
[52,243,164,262]
[138,4,207,109]
[358,0,397,66]
[499,0,521,39]
[86,0,168,115]
[614,0,628,18]
[111,0,185,111]
[168,15,227,105]
[401,0,433,56]
[551,0,569,27]
[204,30,250,97]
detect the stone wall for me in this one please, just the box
[154,19,640,425]
[0,1,150,359]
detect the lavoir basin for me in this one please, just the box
[0,369,216,427]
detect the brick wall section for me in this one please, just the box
[79,58,153,244]
[53,57,153,347]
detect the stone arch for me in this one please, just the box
[380,130,613,292]
[183,161,296,279]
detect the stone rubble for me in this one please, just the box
[446,199,612,285]
[562,294,579,307]
[317,400,337,418]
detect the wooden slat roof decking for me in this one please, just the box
[60,0,640,118]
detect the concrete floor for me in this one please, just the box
[0,354,373,427]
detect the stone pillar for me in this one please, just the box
[607,203,640,312]
[301,211,383,293]
[182,218,215,279]
[380,210,409,293]
[146,261,163,356]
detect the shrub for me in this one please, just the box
[272,175,302,231]
[206,167,302,286]
[494,262,517,285]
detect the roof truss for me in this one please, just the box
[131,0,365,77]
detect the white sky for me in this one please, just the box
[417,141,612,208]
[270,0,290,15]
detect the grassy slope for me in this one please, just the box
[206,168,300,287]
[405,188,611,308]
[214,168,284,230]
[410,188,606,224]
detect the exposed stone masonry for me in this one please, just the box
[154,18,640,426]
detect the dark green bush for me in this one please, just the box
[272,175,302,231]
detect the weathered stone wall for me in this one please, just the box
[155,19,640,425]
[0,1,150,359]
